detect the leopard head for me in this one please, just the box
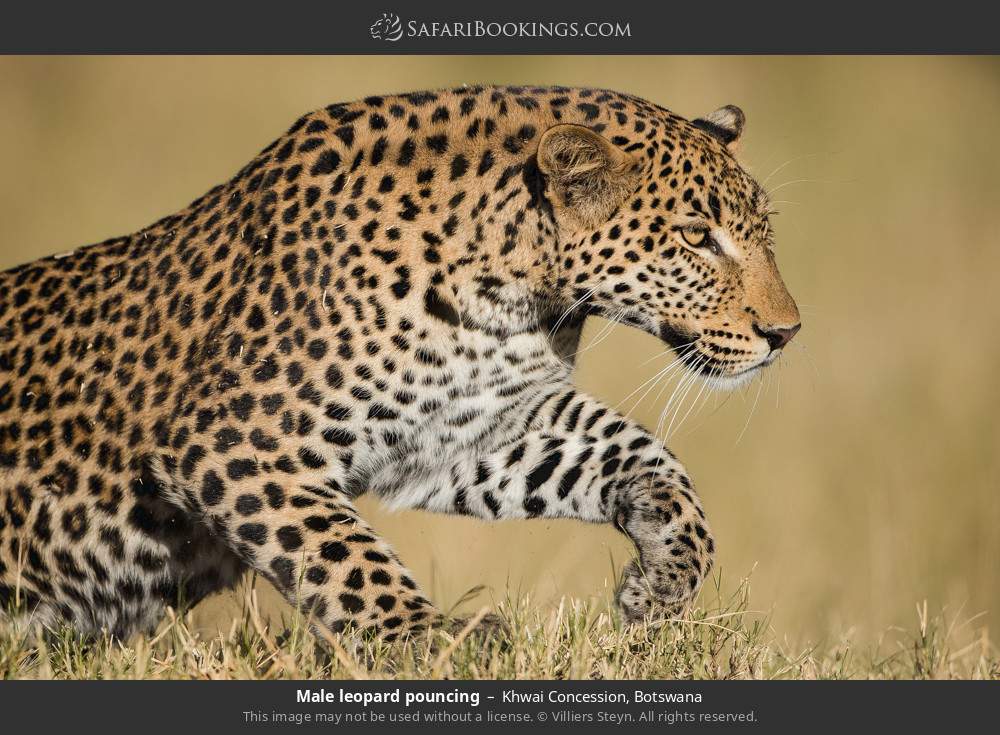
[538,104,800,387]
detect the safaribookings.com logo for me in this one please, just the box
[370,13,631,42]
[370,13,404,41]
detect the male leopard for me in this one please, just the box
[0,85,800,642]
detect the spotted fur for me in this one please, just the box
[0,86,799,640]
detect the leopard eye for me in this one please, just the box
[681,229,707,247]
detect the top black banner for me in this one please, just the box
[2,0,999,54]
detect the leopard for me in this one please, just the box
[0,85,800,643]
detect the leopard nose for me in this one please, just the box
[753,322,800,351]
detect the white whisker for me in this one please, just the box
[547,287,596,340]
[735,374,765,445]
[761,151,829,188]
[613,343,698,413]
[666,356,714,439]
[566,308,626,361]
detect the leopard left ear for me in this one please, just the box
[536,124,640,230]
[692,105,745,151]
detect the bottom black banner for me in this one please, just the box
[0,680,994,732]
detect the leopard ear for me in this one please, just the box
[537,124,639,230]
[692,105,745,151]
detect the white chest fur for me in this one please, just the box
[355,326,570,503]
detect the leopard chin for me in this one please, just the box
[699,365,763,391]
[694,351,779,391]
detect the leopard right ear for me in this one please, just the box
[536,124,639,230]
[692,105,745,151]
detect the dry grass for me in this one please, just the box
[2,576,996,680]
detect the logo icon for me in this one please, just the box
[370,13,403,42]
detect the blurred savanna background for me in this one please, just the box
[1,56,998,655]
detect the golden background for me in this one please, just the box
[1,56,998,646]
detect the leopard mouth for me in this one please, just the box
[658,321,775,388]
[658,321,696,351]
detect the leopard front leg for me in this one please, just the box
[243,485,442,642]
[612,468,716,622]
[392,385,716,623]
[155,452,441,642]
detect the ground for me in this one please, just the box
[2,575,995,680]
